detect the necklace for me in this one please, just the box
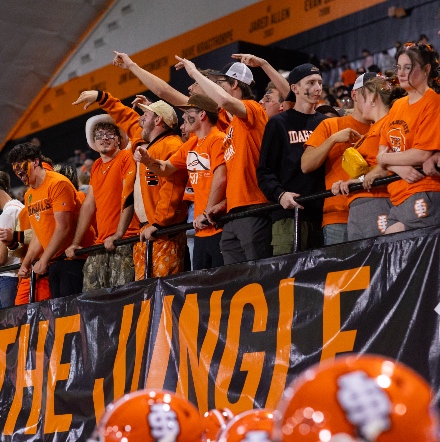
[197,135,207,147]
[100,160,114,174]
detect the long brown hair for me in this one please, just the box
[360,74,407,109]
[396,42,440,93]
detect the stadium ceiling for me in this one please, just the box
[0,0,111,148]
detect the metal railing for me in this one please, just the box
[0,172,405,303]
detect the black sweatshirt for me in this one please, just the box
[257,108,328,223]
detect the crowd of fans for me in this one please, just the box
[1,31,440,307]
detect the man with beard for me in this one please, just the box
[134,94,226,270]
[112,51,232,134]
[72,91,187,280]
[65,116,138,290]
[174,56,271,265]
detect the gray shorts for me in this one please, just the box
[348,198,392,241]
[387,192,440,230]
[323,223,348,246]
[220,216,272,265]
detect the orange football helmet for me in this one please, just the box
[98,389,204,441]
[273,354,439,442]
[217,409,274,442]
[202,408,234,441]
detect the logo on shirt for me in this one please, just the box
[387,127,407,152]
[223,138,236,162]
[288,130,313,144]
[145,168,159,186]
[223,127,236,162]
[27,198,52,220]
[187,151,210,171]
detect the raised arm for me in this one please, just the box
[174,56,247,118]
[232,53,290,99]
[113,51,189,105]
[73,89,143,147]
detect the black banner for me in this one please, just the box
[0,226,439,441]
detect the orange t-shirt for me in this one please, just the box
[182,135,198,203]
[18,206,31,231]
[170,126,225,237]
[90,149,139,243]
[139,133,188,227]
[217,108,232,133]
[379,89,440,205]
[77,190,86,204]
[223,100,269,212]
[100,93,187,228]
[183,181,195,202]
[346,116,390,205]
[304,115,370,226]
[25,171,94,256]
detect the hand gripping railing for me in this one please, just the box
[0,172,406,303]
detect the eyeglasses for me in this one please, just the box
[94,131,118,140]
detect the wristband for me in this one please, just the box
[358,175,365,182]
[202,211,208,219]
[96,90,109,105]
[8,241,19,251]
[278,192,286,203]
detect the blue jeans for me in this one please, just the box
[0,276,18,308]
